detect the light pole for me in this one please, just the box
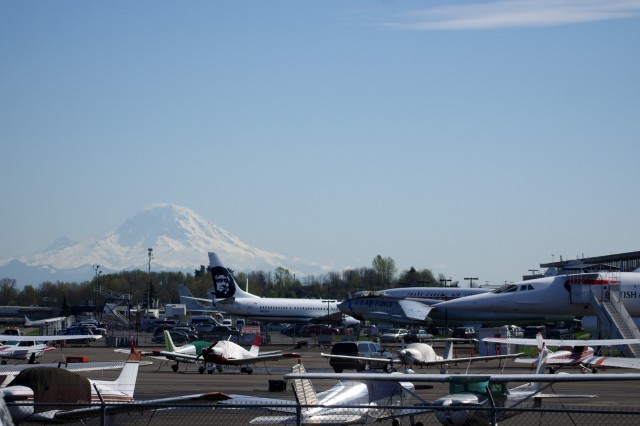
[93,265,101,316]
[147,248,153,310]
[464,277,479,288]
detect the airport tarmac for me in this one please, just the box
[19,337,640,411]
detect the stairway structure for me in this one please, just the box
[94,286,132,328]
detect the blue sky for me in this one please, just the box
[1,1,639,285]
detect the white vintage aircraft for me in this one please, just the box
[153,331,301,374]
[483,332,640,373]
[0,347,229,424]
[322,340,522,374]
[0,334,101,364]
[287,343,640,426]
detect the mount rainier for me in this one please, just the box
[0,203,331,288]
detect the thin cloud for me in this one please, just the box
[383,0,640,30]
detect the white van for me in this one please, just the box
[221,318,233,327]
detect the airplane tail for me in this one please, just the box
[443,341,455,360]
[291,361,318,409]
[164,330,179,353]
[93,345,142,399]
[249,335,261,356]
[208,252,257,299]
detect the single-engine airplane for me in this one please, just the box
[218,361,431,425]
[287,342,640,426]
[0,346,228,424]
[0,334,101,365]
[154,331,301,374]
[483,332,640,373]
[322,340,522,374]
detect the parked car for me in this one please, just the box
[451,327,476,339]
[379,328,409,343]
[427,326,453,337]
[304,325,340,336]
[152,329,191,344]
[328,341,393,373]
[523,325,546,339]
[404,329,434,343]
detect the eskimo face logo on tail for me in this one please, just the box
[211,266,235,298]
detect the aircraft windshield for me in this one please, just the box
[449,376,491,395]
[492,284,518,294]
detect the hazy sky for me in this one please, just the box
[2,1,639,285]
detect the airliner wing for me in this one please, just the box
[397,300,433,321]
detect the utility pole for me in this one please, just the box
[147,248,153,310]
[464,277,479,288]
[440,277,452,287]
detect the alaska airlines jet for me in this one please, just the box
[432,271,640,317]
[207,252,357,325]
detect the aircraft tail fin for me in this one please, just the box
[291,361,318,409]
[208,252,256,299]
[164,330,178,353]
[443,341,455,360]
[533,333,550,389]
[249,335,261,356]
[111,346,142,398]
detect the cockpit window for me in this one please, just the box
[492,284,518,294]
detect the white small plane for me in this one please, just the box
[322,340,522,374]
[208,252,357,325]
[287,343,640,426]
[0,334,101,365]
[218,361,430,425]
[483,332,640,373]
[155,330,301,374]
[115,329,216,372]
[24,315,67,327]
[0,347,229,424]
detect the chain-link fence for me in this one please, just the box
[7,400,640,425]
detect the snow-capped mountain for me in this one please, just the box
[0,203,331,287]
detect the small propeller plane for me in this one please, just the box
[116,330,216,372]
[0,346,229,424]
[289,341,640,426]
[152,330,300,374]
[0,334,101,365]
[483,332,640,373]
[322,340,522,373]
[218,360,431,425]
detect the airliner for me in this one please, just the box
[338,287,572,326]
[432,271,640,317]
[207,252,358,325]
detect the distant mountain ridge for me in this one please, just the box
[0,203,331,287]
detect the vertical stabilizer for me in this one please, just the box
[208,252,257,299]
[249,335,261,356]
[291,362,318,409]
[108,348,142,398]
[164,330,178,353]
[443,341,454,360]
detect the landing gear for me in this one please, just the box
[240,366,254,374]
[171,364,179,372]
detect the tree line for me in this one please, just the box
[0,255,459,309]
